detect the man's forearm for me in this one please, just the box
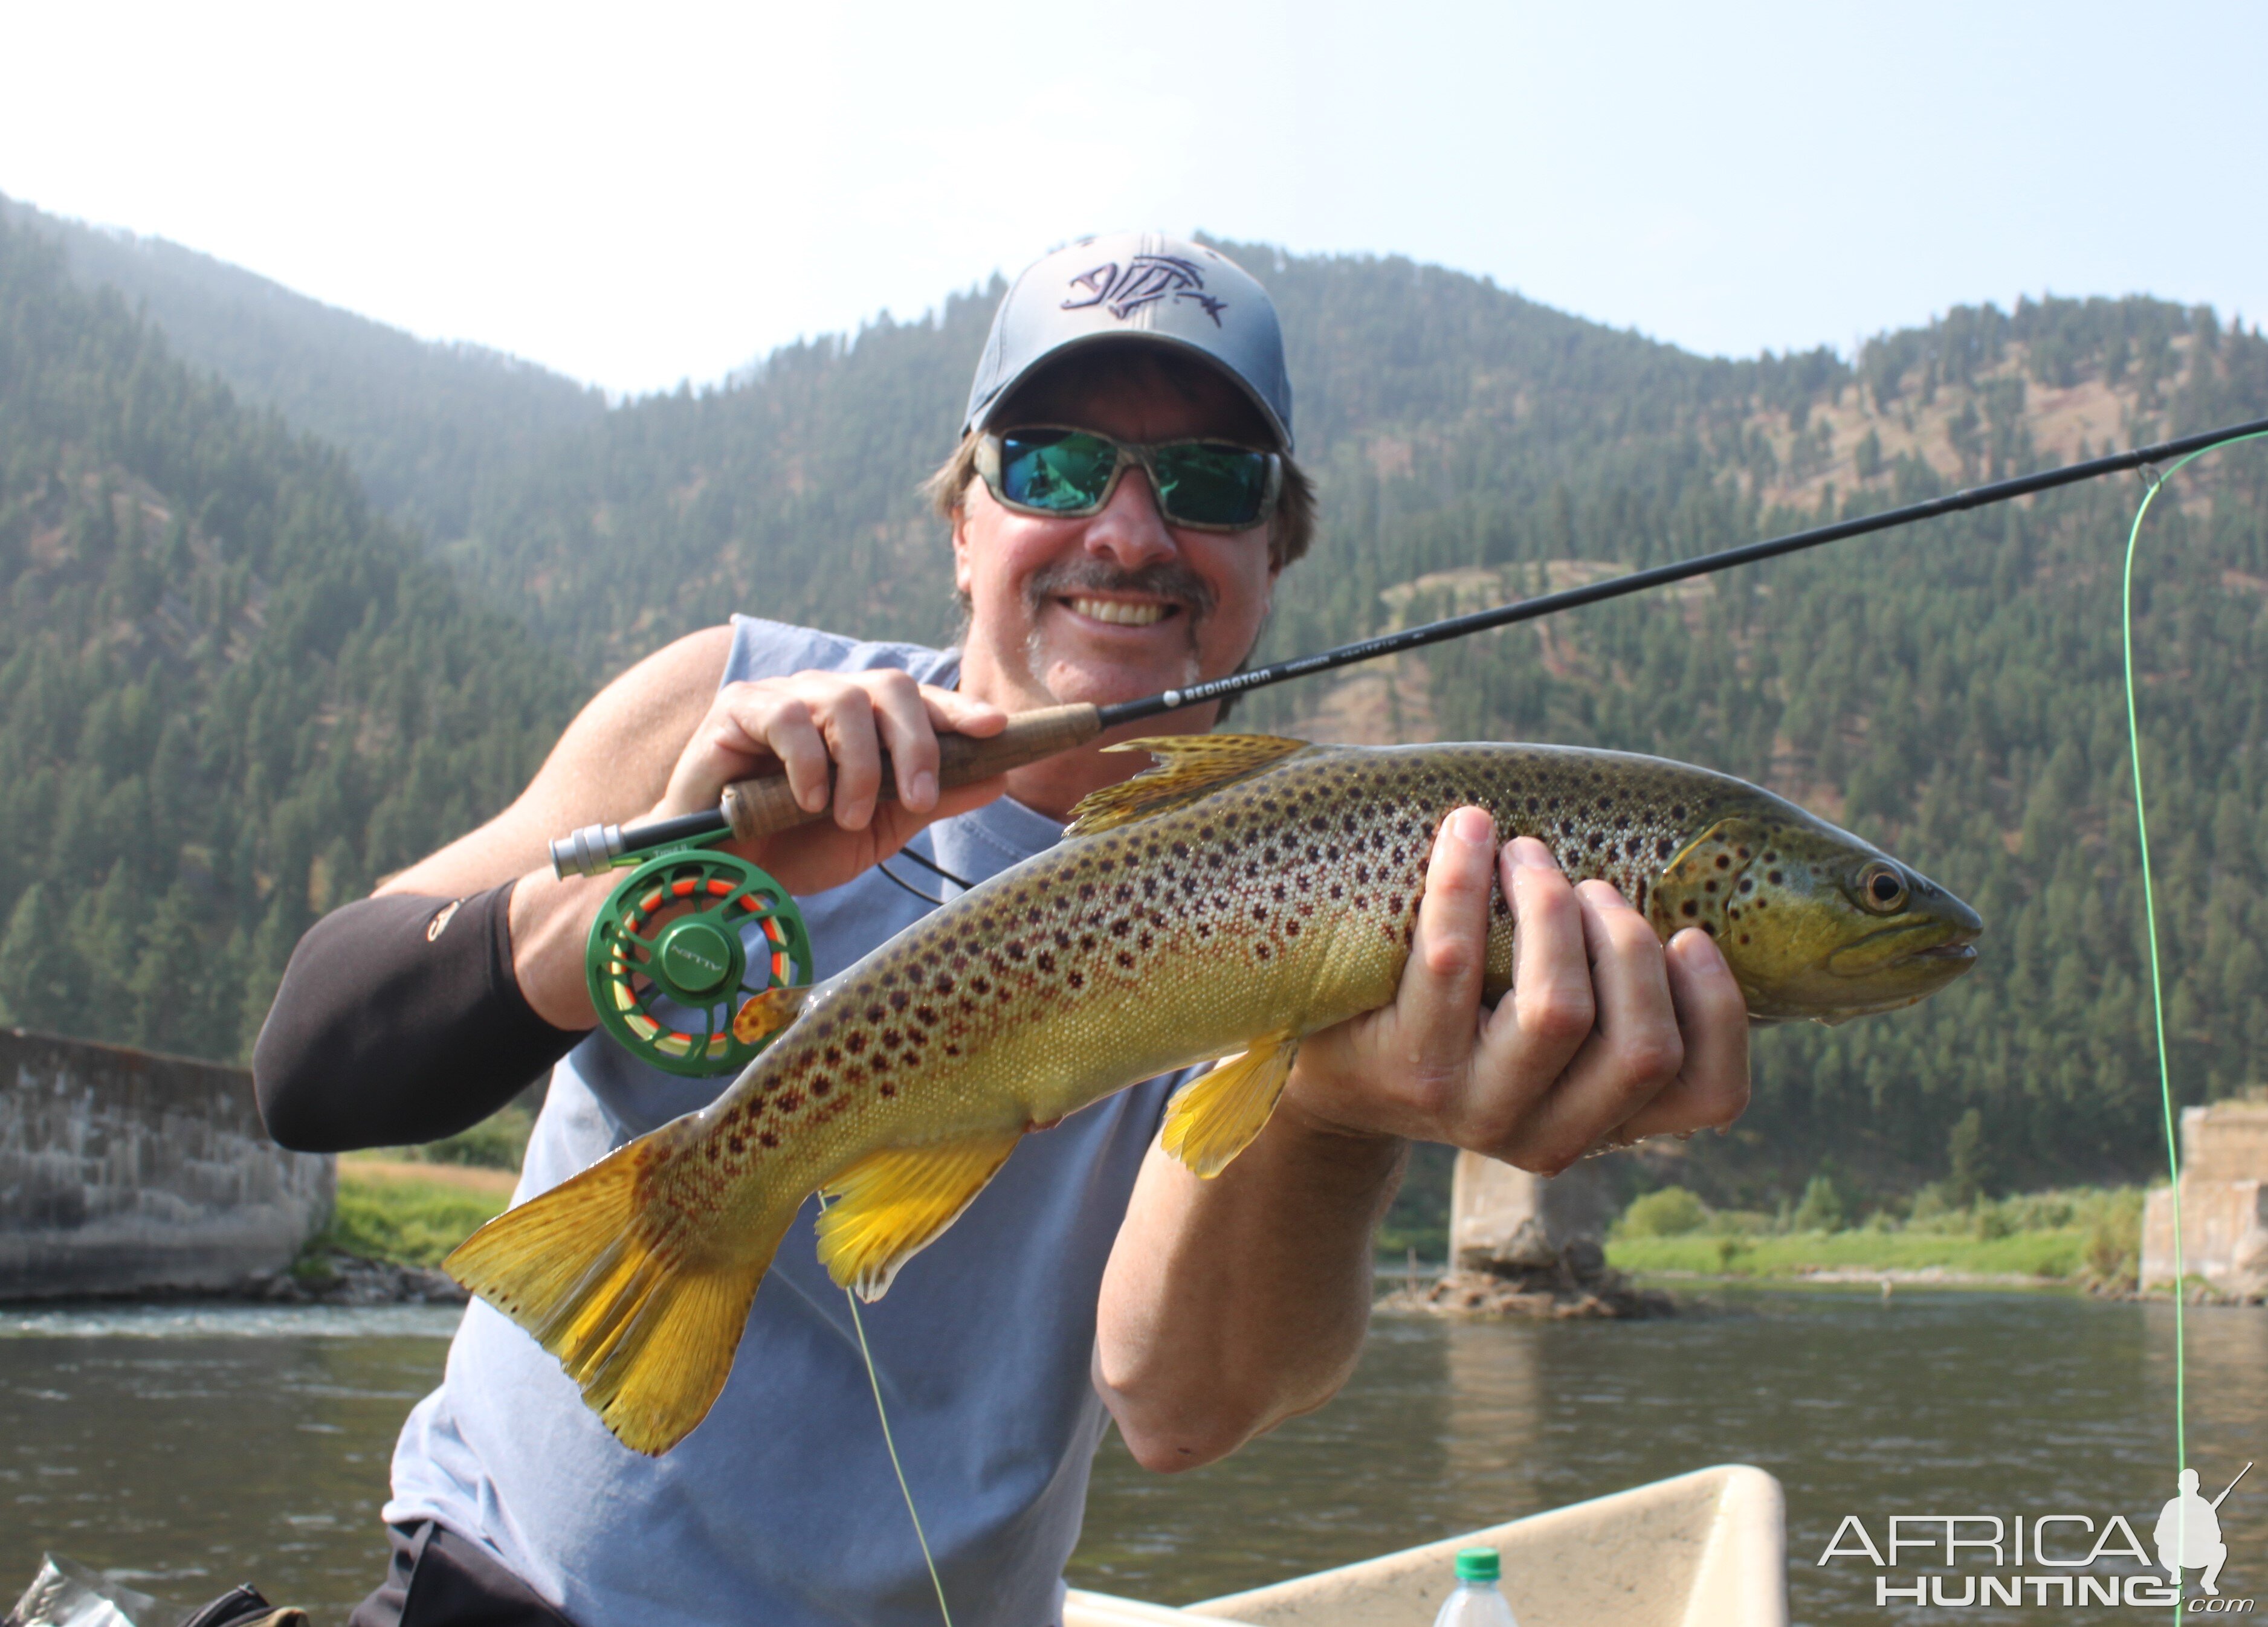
[1094,1090,1405,1472]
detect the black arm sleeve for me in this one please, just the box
[252,880,586,1152]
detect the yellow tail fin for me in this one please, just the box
[445,1129,791,1455]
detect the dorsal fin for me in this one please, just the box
[1066,735,1313,836]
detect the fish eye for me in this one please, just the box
[1856,862,1908,915]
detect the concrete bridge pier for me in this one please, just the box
[0,1028,334,1299]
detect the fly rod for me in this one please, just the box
[552,410,2268,878]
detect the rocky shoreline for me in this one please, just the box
[1379,1237,1675,1321]
[239,1250,470,1306]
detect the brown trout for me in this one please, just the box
[448,735,1981,1453]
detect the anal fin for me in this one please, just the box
[816,1130,1023,1301]
[1161,1034,1298,1178]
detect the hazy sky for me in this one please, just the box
[7,2,2263,396]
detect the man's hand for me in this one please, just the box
[384,633,1023,1033]
[654,669,1011,897]
[1284,807,1751,1172]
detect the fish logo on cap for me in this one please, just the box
[1062,255,1228,326]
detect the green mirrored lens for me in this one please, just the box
[1154,444,1270,527]
[1000,431,1118,512]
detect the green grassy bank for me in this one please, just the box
[1603,1182,2144,1287]
[309,1104,531,1268]
[316,1104,2149,1294]
[320,1164,513,1268]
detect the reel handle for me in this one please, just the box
[719,701,1102,842]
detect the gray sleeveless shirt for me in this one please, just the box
[384,617,1180,1626]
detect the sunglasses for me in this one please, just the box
[977,427,1282,532]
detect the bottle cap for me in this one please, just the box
[1455,1547,1500,1582]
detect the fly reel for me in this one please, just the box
[584,839,813,1078]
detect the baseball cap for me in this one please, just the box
[964,232,1295,453]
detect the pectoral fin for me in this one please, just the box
[1161,1034,1299,1178]
[816,1130,1024,1301]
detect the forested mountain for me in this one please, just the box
[5,203,2263,1206]
[0,195,604,541]
[0,212,580,1062]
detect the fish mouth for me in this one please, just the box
[1905,940,1979,965]
[1826,920,1982,980]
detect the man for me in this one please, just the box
[2155,1468,2229,1594]
[256,233,1749,1625]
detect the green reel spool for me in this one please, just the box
[586,837,813,1078]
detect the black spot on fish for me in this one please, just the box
[1681,901,1699,918]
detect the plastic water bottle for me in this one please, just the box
[1432,1546,1519,1627]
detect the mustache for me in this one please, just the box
[1024,558,1218,624]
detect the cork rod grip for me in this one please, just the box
[718,703,1103,843]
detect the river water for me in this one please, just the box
[0,1291,2260,1623]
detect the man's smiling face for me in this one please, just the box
[952,348,1281,716]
